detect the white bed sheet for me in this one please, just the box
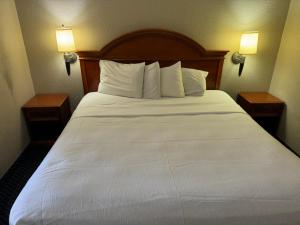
[10,90,300,225]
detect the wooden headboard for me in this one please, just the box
[77,29,228,94]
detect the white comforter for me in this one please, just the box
[10,91,300,225]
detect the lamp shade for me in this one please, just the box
[239,32,258,55]
[56,27,75,52]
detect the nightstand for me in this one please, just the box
[22,94,71,149]
[237,92,284,136]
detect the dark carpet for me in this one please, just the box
[0,146,49,225]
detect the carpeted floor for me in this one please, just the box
[0,146,49,225]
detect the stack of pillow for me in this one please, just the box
[98,60,209,99]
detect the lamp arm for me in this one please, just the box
[63,52,77,76]
[65,61,71,76]
[238,61,245,76]
[232,52,246,76]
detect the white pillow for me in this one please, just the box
[182,68,209,96]
[98,60,145,98]
[160,62,185,97]
[143,62,161,99]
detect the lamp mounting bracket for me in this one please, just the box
[232,52,245,64]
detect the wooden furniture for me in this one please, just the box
[77,29,228,94]
[22,94,71,148]
[237,92,284,135]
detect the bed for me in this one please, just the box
[10,29,300,225]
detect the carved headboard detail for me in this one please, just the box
[77,29,228,94]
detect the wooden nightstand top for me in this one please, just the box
[23,94,69,108]
[238,92,284,104]
[237,92,284,118]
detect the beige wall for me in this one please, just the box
[0,0,35,176]
[14,0,290,109]
[269,0,300,154]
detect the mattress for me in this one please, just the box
[10,90,300,225]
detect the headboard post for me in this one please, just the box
[77,29,228,94]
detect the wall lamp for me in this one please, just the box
[232,32,259,76]
[56,25,77,76]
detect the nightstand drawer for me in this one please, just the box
[24,108,60,122]
[29,121,63,140]
[236,92,284,136]
[251,103,283,117]
[22,94,71,148]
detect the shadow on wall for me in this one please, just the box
[0,51,26,177]
[0,36,14,96]
[277,107,287,142]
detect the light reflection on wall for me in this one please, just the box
[225,0,272,26]
[40,0,88,24]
